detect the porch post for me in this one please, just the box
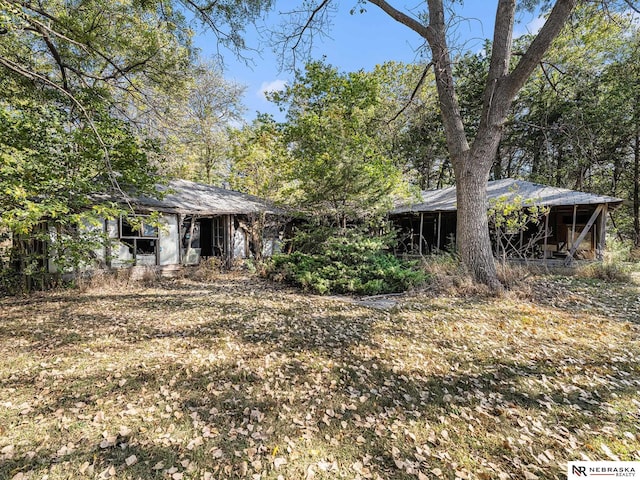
[184,215,197,265]
[177,214,183,265]
[564,205,604,266]
[437,212,442,251]
[597,203,608,260]
[419,212,424,256]
[226,215,233,265]
[571,205,577,249]
[543,213,549,266]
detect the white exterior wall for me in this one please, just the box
[106,218,133,268]
[159,214,179,265]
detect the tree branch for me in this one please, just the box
[483,0,515,109]
[388,61,433,124]
[424,0,469,165]
[8,0,93,54]
[504,0,577,99]
[32,24,69,91]
[367,0,435,43]
[472,0,516,155]
[539,61,559,93]
[622,0,640,14]
[292,0,332,52]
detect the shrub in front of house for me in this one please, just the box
[264,228,428,295]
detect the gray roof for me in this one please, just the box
[392,178,623,214]
[131,179,282,215]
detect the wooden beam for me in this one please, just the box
[433,215,437,253]
[419,212,424,256]
[596,203,608,260]
[543,213,549,265]
[226,215,233,265]
[229,214,235,260]
[564,205,604,266]
[184,215,197,265]
[571,204,577,251]
[177,214,183,265]
[437,212,442,251]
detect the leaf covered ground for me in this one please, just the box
[0,271,639,480]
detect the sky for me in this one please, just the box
[192,2,545,122]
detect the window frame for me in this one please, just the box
[119,215,158,240]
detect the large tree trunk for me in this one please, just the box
[456,168,501,289]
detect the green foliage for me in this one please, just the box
[268,60,407,226]
[372,61,452,190]
[0,0,275,291]
[497,4,640,193]
[0,92,161,291]
[488,194,549,234]
[228,114,293,202]
[157,60,247,183]
[265,227,428,295]
[488,191,550,260]
[0,98,158,226]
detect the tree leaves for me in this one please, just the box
[268,59,406,226]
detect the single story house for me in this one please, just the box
[47,179,285,275]
[391,178,623,263]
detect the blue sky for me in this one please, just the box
[193,2,545,121]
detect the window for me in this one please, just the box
[119,216,158,265]
[120,216,158,239]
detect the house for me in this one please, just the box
[390,178,623,263]
[48,179,285,275]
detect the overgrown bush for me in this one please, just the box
[264,228,427,295]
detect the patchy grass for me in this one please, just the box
[0,272,639,480]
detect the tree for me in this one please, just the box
[148,59,247,183]
[369,61,451,190]
[227,114,295,260]
[493,8,639,245]
[0,0,272,101]
[0,0,273,186]
[600,29,640,246]
[500,6,633,189]
[269,60,405,227]
[229,114,293,201]
[0,87,159,290]
[273,0,638,289]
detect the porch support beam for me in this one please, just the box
[543,213,549,266]
[596,203,608,260]
[564,205,604,266]
[419,212,424,256]
[184,215,198,265]
[571,204,577,250]
[437,212,442,251]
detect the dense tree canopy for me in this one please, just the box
[273,60,406,226]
